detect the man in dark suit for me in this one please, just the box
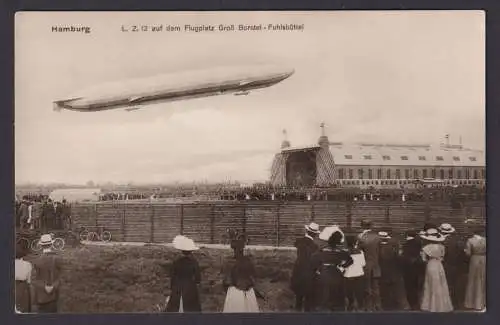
[18,198,30,229]
[439,223,463,309]
[41,199,55,231]
[53,201,64,230]
[290,222,320,311]
[357,219,382,311]
[32,234,63,313]
[400,230,423,310]
[61,199,72,230]
[15,199,21,228]
[32,201,42,230]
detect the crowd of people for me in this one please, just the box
[16,184,484,205]
[155,220,485,313]
[289,220,485,312]
[98,192,149,201]
[14,218,485,313]
[15,196,72,231]
[218,186,484,203]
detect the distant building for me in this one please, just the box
[270,126,485,189]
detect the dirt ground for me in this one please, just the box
[23,242,472,313]
[25,244,298,313]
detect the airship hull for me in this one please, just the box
[53,65,294,112]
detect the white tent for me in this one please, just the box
[49,188,101,202]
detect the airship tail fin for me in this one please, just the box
[53,97,83,112]
[53,103,62,112]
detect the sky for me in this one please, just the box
[15,11,485,185]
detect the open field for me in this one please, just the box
[22,239,475,313]
[24,244,298,313]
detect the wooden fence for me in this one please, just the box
[70,201,486,247]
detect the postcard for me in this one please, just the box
[14,11,485,313]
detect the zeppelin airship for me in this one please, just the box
[53,64,294,112]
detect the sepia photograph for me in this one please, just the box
[14,11,485,313]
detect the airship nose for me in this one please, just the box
[283,68,295,78]
[275,67,294,81]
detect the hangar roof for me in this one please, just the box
[282,143,484,167]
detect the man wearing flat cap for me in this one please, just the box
[290,222,320,311]
[357,219,382,311]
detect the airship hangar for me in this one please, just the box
[270,125,485,190]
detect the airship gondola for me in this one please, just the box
[53,64,294,112]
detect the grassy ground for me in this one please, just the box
[25,244,298,313]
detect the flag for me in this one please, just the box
[320,122,326,135]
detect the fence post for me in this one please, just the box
[424,201,431,223]
[276,204,281,247]
[385,205,390,228]
[180,204,184,235]
[424,188,431,222]
[242,204,247,234]
[346,201,352,230]
[121,205,126,241]
[311,202,315,222]
[150,203,155,243]
[94,204,98,226]
[210,205,215,244]
[464,205,470,220]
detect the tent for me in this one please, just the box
[49,188,101,202]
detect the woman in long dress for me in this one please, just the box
[166,235,202,312]
[464,226,486,311]
[419,229,453,312]
[311,229,353,312]
[222,235,259,312]
[15,241,33,313]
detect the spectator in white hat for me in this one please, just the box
[290,222,320,311]
[319,225,345,243]
[420,229,453,312]
[439,223,456,236]
[165,235,201,313]
[31,234,62,313]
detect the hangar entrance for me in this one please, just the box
[285,148,318,187]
